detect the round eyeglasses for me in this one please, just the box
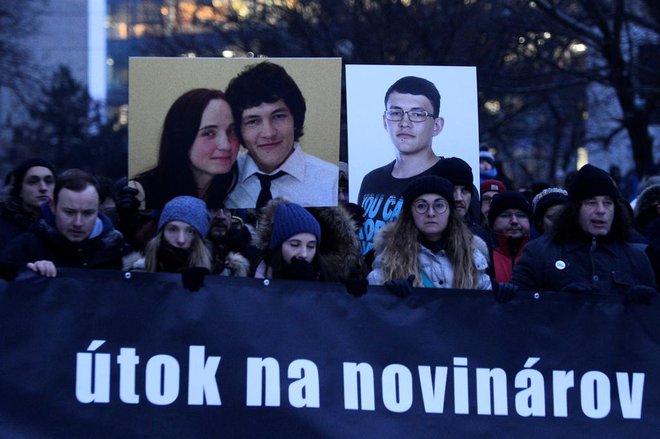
[384,109,434,123]
[413,200,449,215]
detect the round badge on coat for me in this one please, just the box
[555,260,566,270]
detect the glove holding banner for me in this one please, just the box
[181,267,210,292]
[384,275,415,298]
[343,277,368,298]
[493,282,518,303]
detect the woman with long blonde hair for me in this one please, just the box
[143,196,212,273]
[368,176,491,290]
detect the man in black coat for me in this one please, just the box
[2,169,127,277]
[512,164,656,295]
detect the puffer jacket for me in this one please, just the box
[367,222,492,289]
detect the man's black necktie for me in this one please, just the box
[256,171,287,208]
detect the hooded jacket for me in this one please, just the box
[1,204,127,270]
[255,199,365,281]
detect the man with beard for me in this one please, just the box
[207,207,253,276]
[488,191,531,283]
[513,165,656,295]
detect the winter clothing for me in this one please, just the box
[0,198,42,254]
[633,184,660,282]
[568,164,618,203]
[532,188,568,225]
[269,202,321,250]
[367,222,491,289]
[488,191,532,228]
[480,179,506,195]
[402,175,455,210]
[256,198,363,282]
[512,233,656,294]
[357,158,446,255]
[479,150,495,167]
[491,233,528,283]
[435,157,473,189]
[158,196,209,237]
[4,158,55,198]
[1,206,127,270]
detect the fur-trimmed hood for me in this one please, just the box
[256,198,365,280]
[634,183,660,229]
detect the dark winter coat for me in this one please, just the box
[256,199,365,281]
[1,209,127,270]
[512,233,656,294]
[0,198,41,254]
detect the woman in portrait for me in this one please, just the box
[130,88,240,210]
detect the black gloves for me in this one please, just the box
[181,267,210,292]
[0,262,18,281]
[343,277,368,297]
[384,275,415,298]
[625,285,658,305]
[116,186,140,213]
[280,258,318,282]
[492,282,518,303]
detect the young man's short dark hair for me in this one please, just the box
[54,169,99,204]
[225,62,307,141]
[384,76,441,117]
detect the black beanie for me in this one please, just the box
[568,164,619,203]
[488,191,532,227]
[434,157,473,188]
[403,175,455,210]
[4,158,56,198]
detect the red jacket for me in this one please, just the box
[492,234,528,283]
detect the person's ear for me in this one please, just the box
[48,198,56,214]
[433,117,444,136]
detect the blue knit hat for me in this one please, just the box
[269,203,321,250]
[158,196,209,237]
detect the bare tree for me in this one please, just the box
[0,1,46,106]
[522,0,659,177]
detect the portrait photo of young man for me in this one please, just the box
[346,65,479,254]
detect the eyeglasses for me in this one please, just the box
[384,109,434,123]
[413,200,449,215]
[498,211,528,221]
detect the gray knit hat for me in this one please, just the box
[269,202,321,250]
[158,196,209,237]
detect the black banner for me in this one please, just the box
[1,269,659,437]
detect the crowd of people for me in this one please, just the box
[1,156,657,302]
[0,62,658,303]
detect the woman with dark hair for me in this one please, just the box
[254,199,337,281]
[368,176,491,289]
[130,88,240,210]
[0,158,56,252]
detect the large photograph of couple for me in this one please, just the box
[128,57,342,210]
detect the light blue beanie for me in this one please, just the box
[158,196,209,237]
